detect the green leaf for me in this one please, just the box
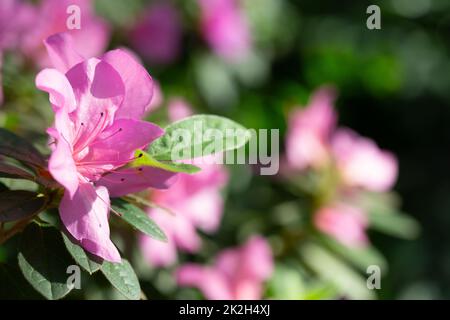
[37,210,61,228]
[130,150,201,174]
[148,114,250,161]
[111,199,167,242]
[0,163,35,180]
[101,259,141,300]
[17,224,75,300]
[62,233,102,275]
[0,191,47,222]
[319,236,388,272]
[368,210,420,239]
[300,243,375,299]
[0,128,46,169]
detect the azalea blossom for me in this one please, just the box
[36,33,177,262]
[314,203,369,247]
[129,1,182,65]
[22,0,110,68]
[140,99,229,267]
[176,236,273,300]
[285,87,337,171]
[331,128,398,192]
[198,0,252,62]
[284,86,399,247]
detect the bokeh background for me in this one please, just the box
[1,0,450,300]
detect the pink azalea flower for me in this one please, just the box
[285,87,337,170]
[198,0,252,62]
[176,236,273,300]
[331,128,398,192]
[36,33,177,262]
[140,100,229,267]
[314,203,369,247]
[21,0,110,68]
[129,2,182,65]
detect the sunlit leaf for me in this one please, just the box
[148,115,250,161]
[62,233,102,275]
[130,150,201,174]
[101,259,141,300]
[111,199,167,242]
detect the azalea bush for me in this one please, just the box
[1,0,448,300]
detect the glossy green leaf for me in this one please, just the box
[130,150,201,174]
[62,233,102,275]
[148,114,250,161]
[101,259,141,300]
[0,191,47,222]
[0,128,46,169]
[111,199,167,242]
[17,224,75,300]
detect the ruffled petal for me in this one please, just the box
[48,129,78,198]
[59,183,121,262]
[83,119,163,166]
[35,68,76,112]
[102,49,153,120]
[44,33,84,73]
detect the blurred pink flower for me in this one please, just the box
[176,236,273,300]
[140,99,229,267]
[147,80,164,113]
[0,0,34,105]
[36,33,177,262]
[198,0,252,62]
[331,128,398,192]
[314,203,369,247]
[167,97,194,121]
[129,2,182,65]
[285,87,337,170]
[21,0,110,68]
[140,160,229,267]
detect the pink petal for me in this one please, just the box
[44,33,84,73]
[146,80,163,114]
[129,2,182,65]
[140,233,177,267]
[48,129,78,198]
[285,86,337,170]
[167,98,193,122]
[59,183,121,262]
[96,167,178,197]
[331,128,398,192]
[0,52,3,106]
[102,49,153,120]
[314,203,369,248]
[176,264,233,300]
[240,236,274,281]
[84,119,163,165]
[35,68,76,112]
